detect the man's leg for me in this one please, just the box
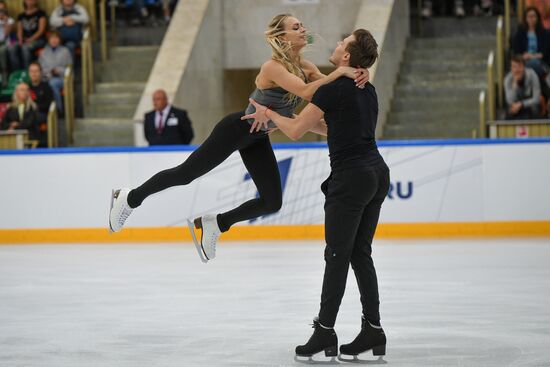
[350,165,390,324]
[49,77,64,112]
[318,169,378,328]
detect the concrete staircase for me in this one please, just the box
[73,45,159,146]
[384,17,497,139]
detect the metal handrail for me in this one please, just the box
[496,17,504,108]
[479,91,487,138]
[64,66,75,144]
[100,0,108,62]
[81,28,94,106]
[47,101,58,148]
[487,51,496,122]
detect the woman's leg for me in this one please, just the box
[216,136,282,232]
[127,111,245,208]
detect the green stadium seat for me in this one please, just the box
[0,70,31,98]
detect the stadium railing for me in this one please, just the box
[64,66,75,144]
[47,102,58,148]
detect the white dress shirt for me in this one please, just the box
[155,104,172,131]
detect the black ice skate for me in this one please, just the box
[294,318,338,364]
[338,316,387,364]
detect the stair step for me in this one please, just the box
[391,97,478,112]
[383,124,478,139]
[408,36,495,49]
[73,118,134,146]
[387,110,478,125]
[110,45,160,56]
[398,73,487,85]
[95,82,146,94]
[85,104,137,118]
[401,61,486,73]
[394,85,483,99]
[89,92,141,105]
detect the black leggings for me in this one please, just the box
[127,111,282,232]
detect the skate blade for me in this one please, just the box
[187,219,209,263]
[108,189,115,234]
[294,355,339,365]
[337,355,386,364]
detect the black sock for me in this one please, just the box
[126,190,140,209]
[216,214,229,232]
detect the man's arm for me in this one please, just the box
[521,70,541,109]
[178,110,194,144]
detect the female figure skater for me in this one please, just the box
[109,14,368,263]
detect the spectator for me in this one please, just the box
[130,0,149,26]
[505,55,541,120]
[526,0,550,29]
[39,31,71,113]
[28,61,54,129]
[50,0,90,58]
[473,0,494,16]
[422,0,466,18]
[0,0,14,86]
[512,6,550,78]
[8,0,48,70]
[1,82,40,144]
[144,89,194,145]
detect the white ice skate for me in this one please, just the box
[187,214,220,263]
[109,188,133,233]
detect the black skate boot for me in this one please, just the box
[295,317,338,364]
[338,316,387,364]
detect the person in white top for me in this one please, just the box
[0,0,14,86]
[49,0,89,58]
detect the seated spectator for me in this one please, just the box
[130,0,149,26]
[144,89,194,145]
[422,0,466,18]
[473,0,494,16]
[50,0,90,58]
[1,82,40,144]
[526,0,550,29]
[505,55,542,120]
[39,31,71,113]
[162,0,178,23]
[512,6,550,78]
[7,0,48,70]
[28,62,53,145]
[0,1,14,87]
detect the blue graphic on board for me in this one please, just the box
[388,181,413,200]
[245,158,292,223]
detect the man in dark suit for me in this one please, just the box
[144,89,194,145]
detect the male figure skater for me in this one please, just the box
[244,29,389,362]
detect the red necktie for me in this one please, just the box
[157,111,164,134]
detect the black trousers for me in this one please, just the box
[127,111,282,232]
[318,164,390,328]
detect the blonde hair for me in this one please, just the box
[11,82,37,111]
[265,14,305,103]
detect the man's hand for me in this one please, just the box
[509,101,523,114]
[241,98,271,133]
[63,16,75,26]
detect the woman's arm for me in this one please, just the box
[309,119,327,136]
[242,98,324,141]
[261,60,359,102]
[17,20,23,43]
[28,16,47,42]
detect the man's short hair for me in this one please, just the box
[511,54,525,65]
[48,30,62,40]
[346,29,378,69]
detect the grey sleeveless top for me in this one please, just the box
[245,87,302,131]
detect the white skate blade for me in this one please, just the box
[294,355,338,365]
[108,189,115,234]
[337,355,386,364]
[187,219,208,263]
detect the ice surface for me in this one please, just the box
[1,239,549,366]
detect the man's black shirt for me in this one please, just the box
[311,77,384,171]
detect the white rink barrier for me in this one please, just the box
[1,139,549,243]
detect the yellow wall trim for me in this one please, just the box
[0,221,549,244]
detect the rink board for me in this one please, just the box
[1,139,550,243]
